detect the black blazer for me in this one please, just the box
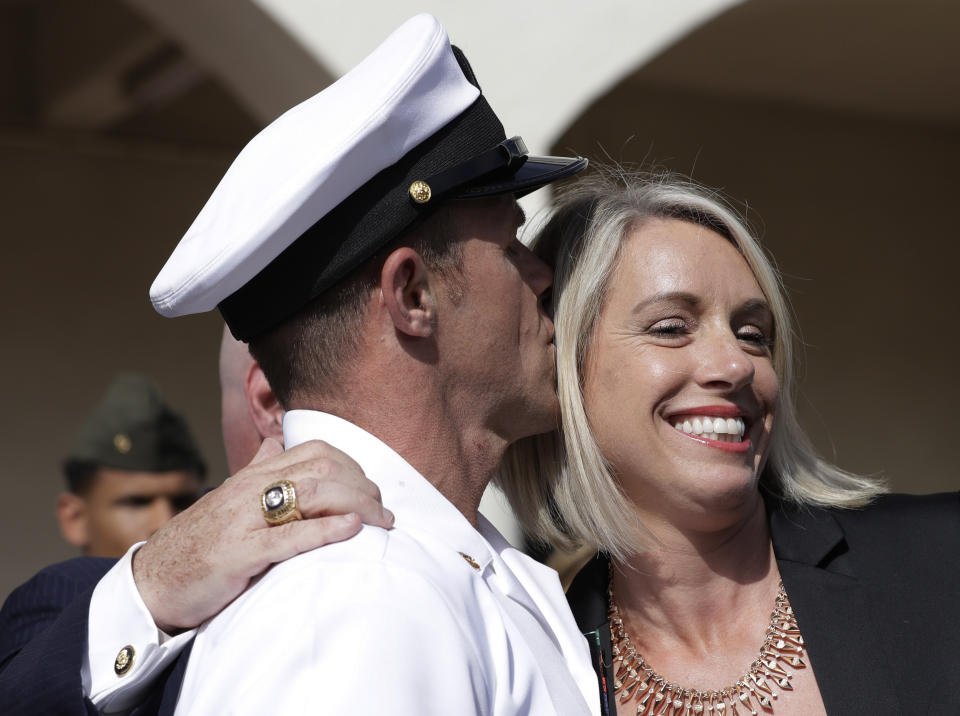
[0,558,112,715]
[0,557,190,716]
[566,492,960,716]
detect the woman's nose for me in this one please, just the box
[693,330,755,392]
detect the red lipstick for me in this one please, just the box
[668,405,745,419]
[679,432,751,453]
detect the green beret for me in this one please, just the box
[63,373,206,487]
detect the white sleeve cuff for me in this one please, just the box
[83,542,197,714]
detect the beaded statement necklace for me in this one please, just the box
[608,567,806,716]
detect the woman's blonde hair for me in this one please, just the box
[497,168,884,560]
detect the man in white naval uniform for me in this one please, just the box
[91,14,599,716]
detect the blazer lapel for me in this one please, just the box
[566,555,617,716]
[769,502,902,715]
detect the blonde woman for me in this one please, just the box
[502,170,959,715]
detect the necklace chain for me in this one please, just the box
[608,566,806,716]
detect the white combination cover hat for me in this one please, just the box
[150,13,586,342]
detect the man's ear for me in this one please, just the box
[56,492,89,548]
[381,247,435,337]
[246,361,284,441]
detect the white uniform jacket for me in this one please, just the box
[84,410,599,715]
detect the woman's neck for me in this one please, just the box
[608,492,826,714]
[612,491,779,653]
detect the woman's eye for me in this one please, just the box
[736,327,773,348]
[648,319,688,337]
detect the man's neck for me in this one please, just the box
[299,374,508,530]
[380,418,507,529]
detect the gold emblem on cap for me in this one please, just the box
[409,180,432,204]
[459,552,480,570]
[113,433,132,454]
[114,645,135,676]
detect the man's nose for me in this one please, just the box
[521,246,553,296]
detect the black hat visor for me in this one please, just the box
[421,136,587,202]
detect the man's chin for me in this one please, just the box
[518,396,562,440]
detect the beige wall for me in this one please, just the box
[1,132,230,599]
[554,83,960,493]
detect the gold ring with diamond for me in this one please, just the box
[260,480,303,525]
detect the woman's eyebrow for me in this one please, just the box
[631,291,700,314]
[737,298,773,316]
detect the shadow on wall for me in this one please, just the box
[0,136,231,600]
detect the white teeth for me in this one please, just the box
[671,414,747,442]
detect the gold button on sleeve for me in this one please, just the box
[114,645,135,676]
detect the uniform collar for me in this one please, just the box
[283,409,494,571]
[480,515,559,616]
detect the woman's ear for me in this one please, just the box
[380,247,435,338]
[245,361,284,441]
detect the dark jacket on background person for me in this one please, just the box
[0,557,191,716]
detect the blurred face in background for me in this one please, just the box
[57,468,202,557]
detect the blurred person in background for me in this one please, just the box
[56,373,205,558]
[0,329,392,713]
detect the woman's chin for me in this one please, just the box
[636,474,763,536]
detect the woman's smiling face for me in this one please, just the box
[582,218,779,529]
